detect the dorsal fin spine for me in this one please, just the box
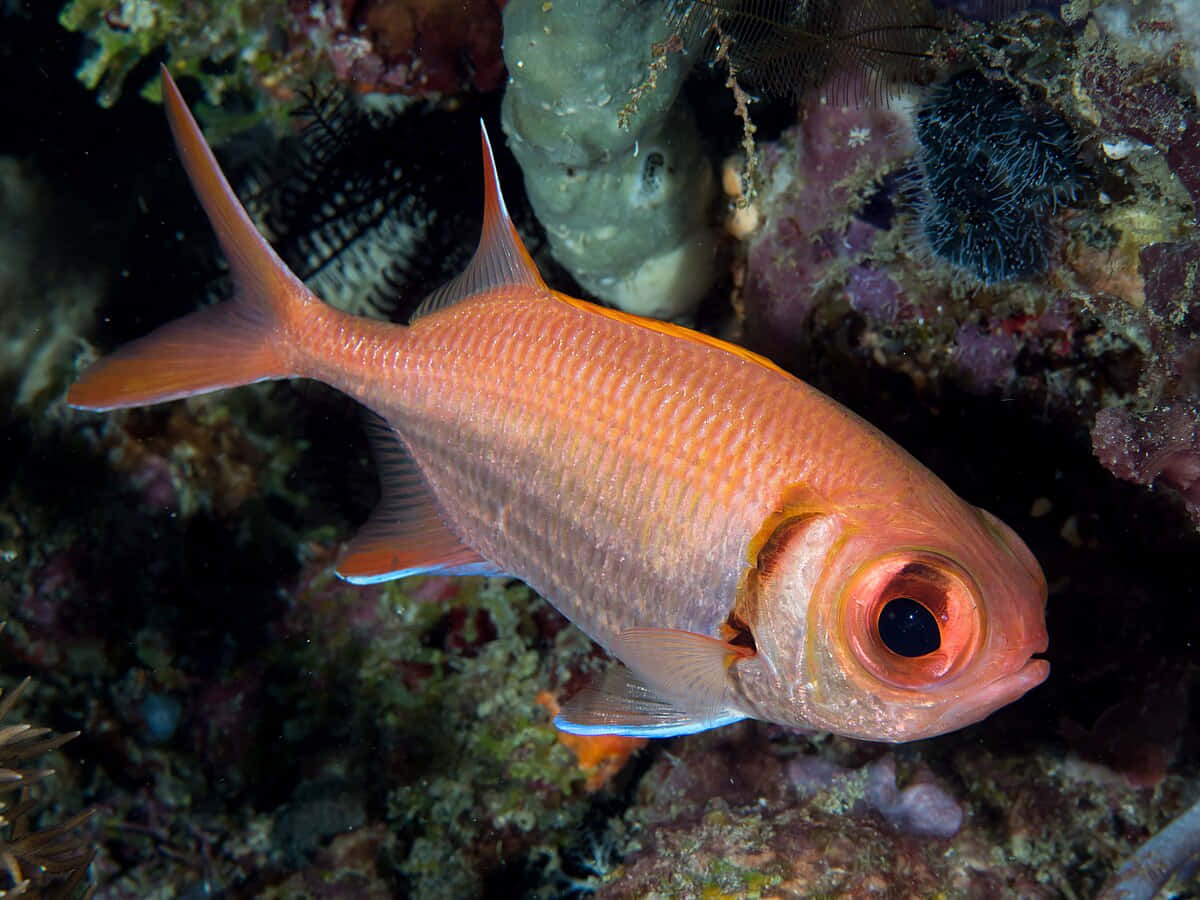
[411,123,546,320]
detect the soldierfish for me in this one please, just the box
[69,68,1049,742]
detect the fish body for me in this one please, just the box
[69,68,1048,742]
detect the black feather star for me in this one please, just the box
[667,0,949,103]
[236,89,493,323]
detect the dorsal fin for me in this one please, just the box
[337,412,503,584]
[411,122,547,321]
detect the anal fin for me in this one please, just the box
[338,413,503,584]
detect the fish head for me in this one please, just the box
[739,500,1048,742]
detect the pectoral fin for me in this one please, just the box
[555,628,751,738]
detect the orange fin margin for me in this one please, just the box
[68,65,309,411]
[553,292,790,376]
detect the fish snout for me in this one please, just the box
[929,655,1049,737]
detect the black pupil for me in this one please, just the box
[878,597,940,657]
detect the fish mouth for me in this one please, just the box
[925,655,1049,738]
[960,622,1051,726]
[990,657,1050,704]
[981,626,1051,710]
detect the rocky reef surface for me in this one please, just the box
[2,0,1199,896]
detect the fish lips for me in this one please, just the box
[929,647,1050,738]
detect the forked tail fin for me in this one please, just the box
[68,66,314,411]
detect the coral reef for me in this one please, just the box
[1072,41,1200,521]
[7,0,1200,896]
[1087,0,1200,109]
[740,87,915,349]
[1093,402,1200,524]
[501,0,717,317]
[58,0,506,130]
[739,7,1200,529]
[320,0,507,96]
[58,0,301,113]
[593,722,1200,897]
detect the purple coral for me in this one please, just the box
[1092,405,1200,523]
[745,92,912,342]
[864,754,965,839]
[845,263,901,322]
[787,752,964,839]
[952,322,1021,392]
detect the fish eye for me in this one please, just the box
[840,553,984,690]
[878,596,940,657]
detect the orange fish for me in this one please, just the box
[69,68,1048,742]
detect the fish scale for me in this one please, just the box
[352,292,874,651]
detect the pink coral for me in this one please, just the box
[745,91,912,347]
[1093,405,1200,523]
[296,0,507,96]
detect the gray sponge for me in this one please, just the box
[501,0,715,318]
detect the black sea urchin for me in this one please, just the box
[912,69,1082,283]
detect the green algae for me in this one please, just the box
[809,764,871,817]
[58,0,306,134]
[277,573,599,897]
